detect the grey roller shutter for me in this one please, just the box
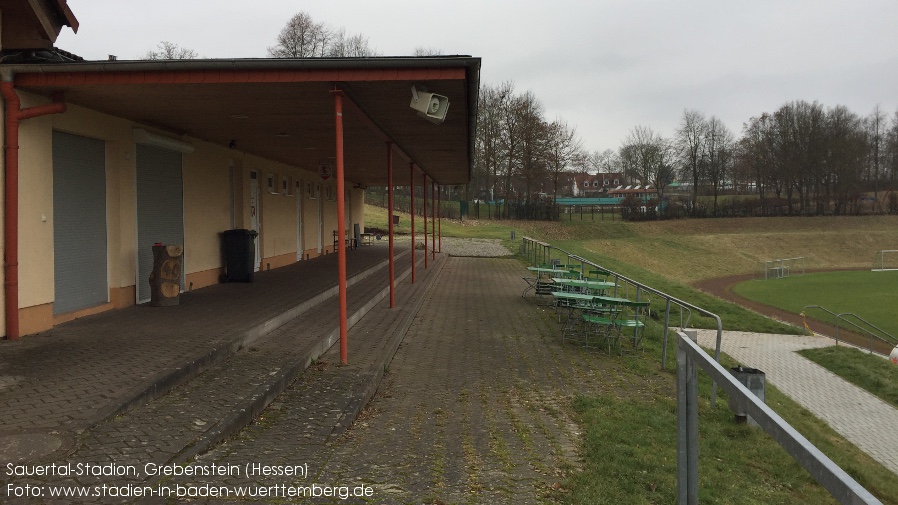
[136,144,184,303]
[52,131,108,314]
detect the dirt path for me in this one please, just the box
[692,270,893,355]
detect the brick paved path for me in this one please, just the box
[168,257,610,504]
[696,330,898,475]
[0,247,396,436]
[0,250,438,504]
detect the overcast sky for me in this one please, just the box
[57,0,898,155]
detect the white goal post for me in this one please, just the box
[872,250,898,271]
[763,257,806,280]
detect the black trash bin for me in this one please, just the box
[222,229,258,282]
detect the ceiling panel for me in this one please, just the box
[12,58,478,186]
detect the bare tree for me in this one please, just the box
[586,149,620,174]
[620,126,674,199]
[888,110,898,192]
[515,91,548,203]
[327,28,379,57]
[268,11,331,58]
[865,104,888,212]
[268,11,380,58]
[704,116,734,216]
[143,41,197,60]
[739,113,779,201]
[473,83,511,202]
[545,119,583,203]
[675,109,707,215]
[825,105,867,214]
[413,46,444,56]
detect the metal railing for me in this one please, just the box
[801,305,897,355]
[520,236,727,405]
[676,330,882,505]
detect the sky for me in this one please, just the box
[56,0,898,155]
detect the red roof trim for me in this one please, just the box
[14,67,466,87]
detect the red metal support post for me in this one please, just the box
[431,181,436,261]
[410,163,416,283]
[423,174,428,270]
[331,89,349,365]
[386,142,395,308]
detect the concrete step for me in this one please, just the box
[40,252,443,494]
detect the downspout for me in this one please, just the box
[1,74,67,340]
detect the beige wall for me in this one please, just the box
[5,90,367,336]
[182,144,231,276]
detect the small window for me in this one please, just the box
[267,173,277,194]
[614,179,620,185]
[307,182,316,199]
[604,179,610,186]
[593,181,599,187]
[583,182,589,188]
[282,176,292,196]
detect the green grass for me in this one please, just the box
[551,239,800,335]
[566,322,898,505]
[361,203,898,503]
[733,270,898,338]
[798,346,898,409]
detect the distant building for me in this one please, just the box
[571,172,626,197]
[607,185,658,202]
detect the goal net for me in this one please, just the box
[763,257,805,280]
[872,250,898,271]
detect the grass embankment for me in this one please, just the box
[556,215,898,283]
[564,320,898,504]
[363,203,898,503]
[799,346,898,409]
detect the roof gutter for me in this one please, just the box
[0,55,481,75]
[1,71,66,340]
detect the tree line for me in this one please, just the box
[473,92,898,218]
[142,12,898,218]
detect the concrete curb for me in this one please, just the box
[173,252,435,464]
[74,250,410,434]
[330,253,448,440]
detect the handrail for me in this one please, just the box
[676,331,881,504]
[801,305,897,355]
[520,237,726,406]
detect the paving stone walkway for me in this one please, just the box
[166,257,600,504]
[0,247,398,436]
[696,329,898,475]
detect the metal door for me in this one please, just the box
[52,131,108,314]
[136,144,184,303]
